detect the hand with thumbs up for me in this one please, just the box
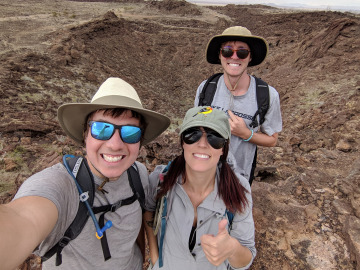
[200,219,252,268]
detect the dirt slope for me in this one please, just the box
[0,0,359,269]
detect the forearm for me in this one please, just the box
[136,220,146,262]
[234,129,278,147]
[143,211,159,264]
[227,237,253,269]
[0,197,58,270]
[249,131,278,147]
[0,204,40,269]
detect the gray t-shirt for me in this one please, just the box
[13,160,148,270]
[146,164,256,270]
[194,75,283,180]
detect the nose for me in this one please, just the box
[197,132,209,147]
[231,50,239,59]
[106,129,125,149]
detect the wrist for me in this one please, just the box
[243,130,253,142]
[227,237,239,262]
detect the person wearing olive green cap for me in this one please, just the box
[194,26,283,185]
[144,107,255,270]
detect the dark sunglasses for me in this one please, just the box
[220,47,250,59]
[182,127,226,149]
[89,121,142,144]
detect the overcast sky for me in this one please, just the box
[187,0,360,11]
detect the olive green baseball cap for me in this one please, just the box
[179,106,230,139]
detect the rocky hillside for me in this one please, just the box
[0,0,359,269]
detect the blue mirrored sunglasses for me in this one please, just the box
[89,121,142,144]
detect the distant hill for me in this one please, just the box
[187,0,360,13]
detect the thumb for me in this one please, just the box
[217,219,228,235]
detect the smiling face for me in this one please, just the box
[84,109,141,180]
[182,127,224,174]
[219,40,251,79]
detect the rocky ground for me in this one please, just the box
[0,0,359,269]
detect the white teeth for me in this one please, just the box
[193,153,210,159]
[103,154,123,162]
[229,63,240,66]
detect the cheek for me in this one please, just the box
[128,143,141,155]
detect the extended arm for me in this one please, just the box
[136,219,146,262]
[143,210,159,265]
[0,196,58,270]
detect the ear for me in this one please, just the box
[83,129,90,147]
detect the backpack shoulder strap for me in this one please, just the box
[198,73,223,106]
[250,76,270,128]
[225,209,235,231]
[41,156,95,265]
[127,163,145,210]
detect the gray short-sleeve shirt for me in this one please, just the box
[194,75,283,180]
[13,160,148,270]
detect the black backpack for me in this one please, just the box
[41,155,145,266]
[198,73,270,185]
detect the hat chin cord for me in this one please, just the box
[87,158,110,194]
[225,72,242,92]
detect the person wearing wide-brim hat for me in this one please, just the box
[194,26,282,185]
[0,77,170,270]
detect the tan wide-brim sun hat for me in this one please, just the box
[206,26,269,67]
[57,77,171,145]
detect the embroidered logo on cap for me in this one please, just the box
[193,106,212,117]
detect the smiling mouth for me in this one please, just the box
[102,154,124,162]
[228,63,240,67]
[193,153,210,159]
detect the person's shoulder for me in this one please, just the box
[134,160,147,172]
[13,162,76,203]
[29,162,68,180]
[134,161,149,186]
[150,164,167,177]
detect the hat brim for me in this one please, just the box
[179,120,229,140]
[58,97,170,145]
[206,35,268,66]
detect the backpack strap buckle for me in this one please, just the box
[58,236,71,248]
[110,200,123,212]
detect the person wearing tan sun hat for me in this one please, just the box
[194,26,282,186]
[0,77,170,270]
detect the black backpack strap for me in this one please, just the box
[225,209,235,231]
[248,147,258,186]
[127,163,145,210]
[250,76,270,128]
[198,73,223,106]
[248,77,269,184]
[90,164,144,261]
[93,170,145,261]
[41,156,95,266]
[94,195,137,263]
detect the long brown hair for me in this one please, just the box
[157,139,249,213]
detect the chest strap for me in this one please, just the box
[92,194,138,261]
